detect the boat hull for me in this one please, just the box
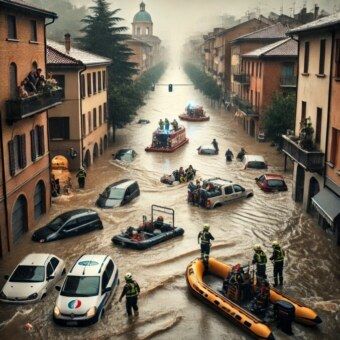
[145,138,189,153]
[179,114,210,122]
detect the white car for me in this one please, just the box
[197,144,218,155]
[53,254,119,326]
[243,155,268,169]
[0,253,65,304]
[201,178,253,209]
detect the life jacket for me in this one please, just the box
[77,170,86,179]
[200,231,211,244]
[255,250,267,264]
[273,246,285,262]
[126,281,139,297]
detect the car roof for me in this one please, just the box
[117,149,134,153]
[20,253,52,266]
[264,173,284,180]
[244,155,265,162]
[107,179,136,190]
[200,145,214,150]
[206,178,233,186]
[57,209,97,220]
[69,254,110,276]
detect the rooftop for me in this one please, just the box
[242,38,298,58]
[133,1,152,23]
[288,11,340,34]
[232,22,287,43]
[0,0,57,18]
[47,40,111,67]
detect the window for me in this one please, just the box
[50,257,60,270]
[49,118,69,140]
[255,63,258,77]
[30,20,37,41]
[301,101,306,126]
[319,39,326,75]
[259,63,262,77]
[330,128,340,165]
[46,262,54,277]
[87,73,92,95]
[233,185,243,193]
[105,260,114,280]
[82,114,86,136]
[103,71,106,90]
[9,63,17,99]
[93,108,97,129]
[146,27,150,35]
[315,108,322,145]
[8,135,26,176]
[103,102,107,122]
[101,271,109,294]
[224,186,233,195]
[7,15,17,39]
[80,74,86,98]
[251,62,254,76]
[63,219,78,231]
[335,39,340,78]
[250,90,253,105]
[92,72,97,94]
[303,41,310,73]
[137,27,141,35]
[99,105,103,125]
[54,75,65,98]
[98,71,102,92]
[88,112,92,132]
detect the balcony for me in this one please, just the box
[282,134,324,171]
[6,88,63,123]
[233,73,250,85]
[280,75,297,87]
[233,96,257,116]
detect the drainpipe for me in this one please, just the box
[79,65,87,167]
[0,112,11,253]
[324,29,335,187]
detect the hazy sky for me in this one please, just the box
[72,0,339,50]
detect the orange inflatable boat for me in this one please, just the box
[186,258,322,339]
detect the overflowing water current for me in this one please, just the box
[0,63,339,340]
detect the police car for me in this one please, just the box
[53,254,118,326]
[0,253,65,304]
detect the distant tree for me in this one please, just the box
[263,92,296,145]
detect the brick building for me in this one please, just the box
[47,36,111,173]
[235,38,298,138]
[0,0,59,255]
[283,13,340,244]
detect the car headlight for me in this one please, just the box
[0,291,7,299]
[54,306,61,317]
[28,293,38,300]
[86,306,97,318]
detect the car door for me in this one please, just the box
[46,260,55,291]
[232,184,245,199]
[60,219,79,238]
[101,260,114,307]
[224,185,235,202]
[50,256,62,280]
[123,187,131,205]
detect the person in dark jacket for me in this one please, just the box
[212,139,219,154]
[119,273,140,317]
[270,241,285,286]
[236,148,246,161]
[225,148,234,161]
[252,244,267,281]
[198,224,214,255]
[76,167,87,189]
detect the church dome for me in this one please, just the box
[133,2,152,23]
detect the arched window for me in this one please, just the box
[146,27,150,35]
[9,62,17,99]
[12,195,28,243]
[137,27,141,35]
[34,180,46,219]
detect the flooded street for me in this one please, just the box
[0,62,339,340]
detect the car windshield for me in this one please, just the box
[48,216,67,231]
[9,265,45,283]
[61,276,100,297]
[268,179,284,187]
[102,187,125,200]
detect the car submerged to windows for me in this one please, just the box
[53,254,118,326]
[0,253,65,304]
[96,179,140,208]
[243,155,268,169]
[32,209,103,243]
[197,145,218,155]
[113,149,137,162]
[255,174,288,192]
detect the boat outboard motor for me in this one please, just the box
[275,300,295,335]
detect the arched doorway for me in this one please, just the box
[249,119,255,137]
[12,195,28,244]
[100,138,103,155]
[104,135,108,150]
[93,143,99,160]
[34,180,46,220]
[51,155,69,171]
[84,149,91,168]
[295,165,305,202]
[308,177,320,214]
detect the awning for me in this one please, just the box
[312,188,340,226]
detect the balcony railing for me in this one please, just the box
[280,75,297,87]
[282,134,324,171]
[233,73,250,85]
[6,88,63,123]
[233,96,257,116]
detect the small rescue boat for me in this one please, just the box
[186,258,322,339]
[112,205,184,250]
[160,167,196,186]
[179,104,210,122]
[145,125,188,153]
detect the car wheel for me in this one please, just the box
[98,223,104,230]
[247,193,254,198]
[41,293,46,300]
[214,203,221,208]
[62,268,66,275]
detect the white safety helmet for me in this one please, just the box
[203,224,210,231]
[254,244,262,251]
[125,273,132,281]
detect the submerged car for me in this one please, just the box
[197,145,218,155]
[0,253,65,303]
[96,179,140,208]
[243,155,268,169]
[32,209,103,243]
[113,149,137,162]
[53,254,118,326]
[255,174,288,192]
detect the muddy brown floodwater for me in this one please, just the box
[0,62,339,340]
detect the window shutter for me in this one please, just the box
[19,134,27,169]
[30,129,37,162]
[38,125,45,156]
[8,140,15,176]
